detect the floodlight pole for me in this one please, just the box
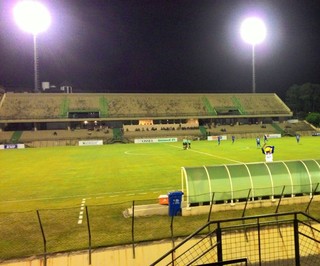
[240,17,266,94]
[252,44,256,94]
[33,34,39,93]
[13,1,51,93]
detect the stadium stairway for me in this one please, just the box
[99,96,108,118]
[271,123,286,135]
[59,97,69,118]
[112,128,123,139]
[106,128,130,143]
[199,126,207,138]
[202,96,217,116]
[10,131,22,143]
[232,96,246,114]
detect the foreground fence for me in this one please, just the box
[0,199,206,263]
[0,195,319,265]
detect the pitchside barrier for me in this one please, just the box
[0,144,25,149]
[207,133,281,142]
[78,140,103,146]
[134,137,178,144]
[181,159,320,206]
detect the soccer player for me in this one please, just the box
[256,137,261,148]
[232,135,235,143]
[296,134,300,143]
[264,134,268,143]
[182,139,188,150]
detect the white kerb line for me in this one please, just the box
[78,198,86,224]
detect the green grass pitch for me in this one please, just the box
[1,136,319,212]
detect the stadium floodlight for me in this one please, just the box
[240,17,266,93]
[13,1,51,93]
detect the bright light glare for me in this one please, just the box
[13,1,51,35]
[240,17,266,45]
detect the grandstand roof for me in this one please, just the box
[0,92,292,122]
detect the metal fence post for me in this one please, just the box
[170,215,175,265]
[305,183,319,214]
[216,222,223,263]
[36,210,47,266]
[85,206,92,265]
[275,186,285,213]
[257,217,262,266]
[242,189,251,218]
[293,213,300,266]
[132,200,136,259]
[207,192,215,222]
[208,192,215,247]
[242,189,252,241]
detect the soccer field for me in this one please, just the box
[0,136,319,212]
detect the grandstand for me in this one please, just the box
[0,92,319,266]
[0,92,316,146]
[0,92,291,120]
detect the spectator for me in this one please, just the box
[261,143,275,162]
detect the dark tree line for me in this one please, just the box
[285,83,320,127]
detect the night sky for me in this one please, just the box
[1,0,320,98]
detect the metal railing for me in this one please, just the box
[151,211,320,266]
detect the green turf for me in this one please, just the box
[0,136,320,260]
[0,136,319,212]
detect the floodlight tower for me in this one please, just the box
[14,1,51,93]
[240,17,266,93]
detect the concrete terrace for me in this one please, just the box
[0,93,292,121]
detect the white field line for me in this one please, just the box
[0,187,175,204]
[124,151,151,156]
[167,144,243,164]
[78,198,86,224]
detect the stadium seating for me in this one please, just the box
[2,92,314,146]
[0,92,293,120]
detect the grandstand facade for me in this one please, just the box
[0,92,314,146]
